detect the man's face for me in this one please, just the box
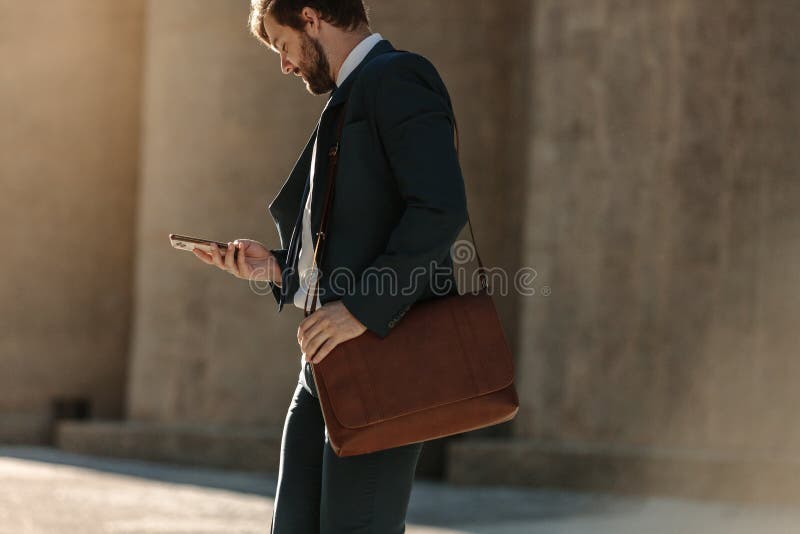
[263,13,336,95]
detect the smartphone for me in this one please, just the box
[169,233,238,259]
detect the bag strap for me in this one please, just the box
[304,104,349,316]
[452,117,488,290]
[303,109,487,317]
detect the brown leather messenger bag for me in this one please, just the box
[302,102,519,457]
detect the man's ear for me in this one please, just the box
[299,7,323,37]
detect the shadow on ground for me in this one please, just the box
[0,445,640,528]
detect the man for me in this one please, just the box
[194,1,467,532]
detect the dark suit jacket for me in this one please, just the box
[266,38,468,338]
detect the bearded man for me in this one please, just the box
[194,2,467,532]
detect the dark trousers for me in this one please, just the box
[270,360,424,534]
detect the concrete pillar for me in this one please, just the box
[126,0,324,427]
[450,0,800,502]
[0,1,144,442]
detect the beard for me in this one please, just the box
[298,32,336,95]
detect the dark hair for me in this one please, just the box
[249,0,370,47]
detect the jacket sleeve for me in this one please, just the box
[340,54,468,338]
[268,247,288,307]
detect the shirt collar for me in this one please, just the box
[335,32,383,89]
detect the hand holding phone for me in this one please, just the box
[169,233,281,284]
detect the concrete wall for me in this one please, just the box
[0,1,145,441]
[447,0,800,502]
[6,0,800,502]
[509,0,800,474]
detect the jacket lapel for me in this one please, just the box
[267,122,319,249]
[266,38,398,308]
[308,38,397,241]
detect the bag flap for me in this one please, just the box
[315,292,514,429]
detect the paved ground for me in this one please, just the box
[1,446,799,533]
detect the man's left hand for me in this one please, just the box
[298,300,367,364]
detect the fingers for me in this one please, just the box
[234,238,258,248]
[195,240,258,282]
[310,336,338,364]
[236,240,276,282]
[297,302,364,363]
[223,241,237,273]
[192,248,213,264]
[298,311,324,345]
[208,242,225,270]
[236,241,250,279]
[299,314,328,358]
[302,327,331,362]
[208,242,236,277]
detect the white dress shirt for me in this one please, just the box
[292,32,383,310]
